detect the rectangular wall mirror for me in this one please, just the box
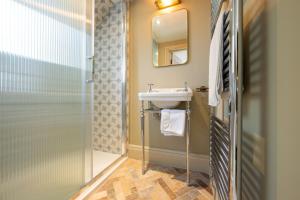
[152,9,188,67]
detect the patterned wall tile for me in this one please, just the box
[108,92,122,104]
[109,46,123,58]
[99,104,121,116]
[93,0,127,155]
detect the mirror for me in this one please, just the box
[152,9,188,67]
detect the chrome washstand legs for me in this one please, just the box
[139,100,191,185]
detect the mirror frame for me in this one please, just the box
[152,8,189,68]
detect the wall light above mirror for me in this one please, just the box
[155,0,181,9]
[152,9,188,68]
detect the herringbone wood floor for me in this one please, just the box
[85,159,213,200]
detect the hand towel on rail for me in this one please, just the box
[209,10,224,107]
[160,109,186,137]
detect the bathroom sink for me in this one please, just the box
[138,88,193,108]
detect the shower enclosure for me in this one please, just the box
[91,0,128,178]
[0,0,128,199]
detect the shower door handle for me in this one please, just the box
[86,56,95,84]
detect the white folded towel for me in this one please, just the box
[160,109,186,137]
[209,10,224,107]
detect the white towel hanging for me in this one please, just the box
[160,109,186,137]
[209,10,224,107]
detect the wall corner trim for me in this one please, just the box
[128,144,209,173]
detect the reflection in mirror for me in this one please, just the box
[152,9,188,67]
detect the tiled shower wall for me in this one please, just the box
[93,0,126,154]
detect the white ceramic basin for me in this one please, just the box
[138,87,193,109]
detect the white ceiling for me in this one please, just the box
[152,9,188,43]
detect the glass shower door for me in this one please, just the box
[0,0,92,199]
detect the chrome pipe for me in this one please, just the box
[186,101,191,185]
[230,0,243,199]
[140,101,145,175]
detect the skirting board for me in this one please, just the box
[128,144,209,173]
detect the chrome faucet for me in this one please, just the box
[148,83,154,92]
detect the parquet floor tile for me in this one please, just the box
[85,159,213,200]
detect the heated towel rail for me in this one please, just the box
[210,1,243,200]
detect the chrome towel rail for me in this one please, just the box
[209,1,243,200]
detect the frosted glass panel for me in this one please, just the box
[0,0,91,199]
